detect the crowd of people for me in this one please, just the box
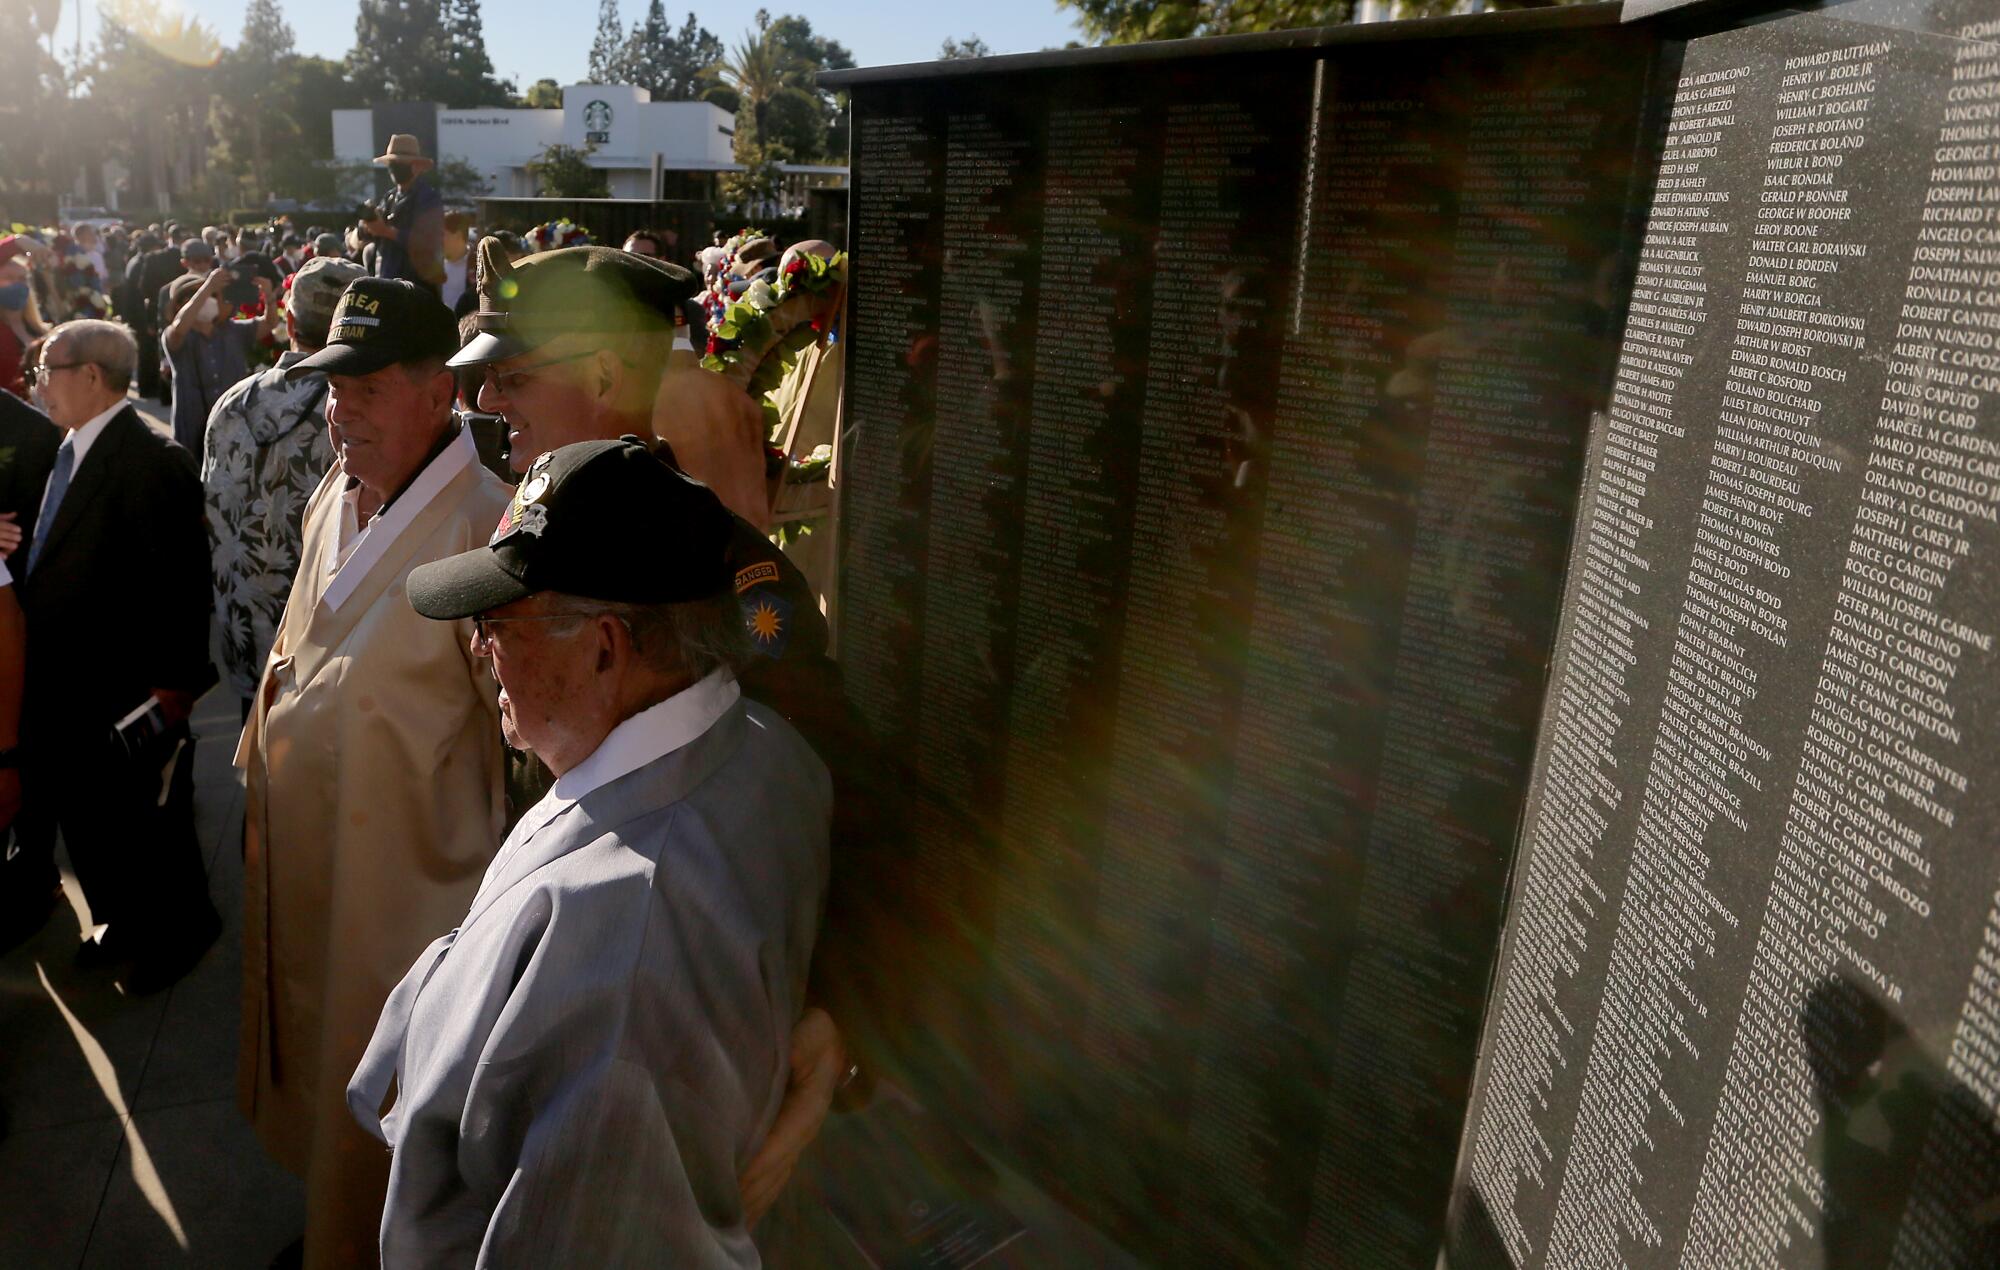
[0,132,875,1267]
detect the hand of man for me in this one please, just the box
[0,512,20,557]
[0,769,19,834]
[738,1007,846,1228]
[363,215,394,239]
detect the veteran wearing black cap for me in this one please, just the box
[234,276,514,1270]
[449,244,890,1231]
[349,438,829,1266]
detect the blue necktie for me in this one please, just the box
[25,436,75,575]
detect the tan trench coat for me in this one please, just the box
[236,436,511,1269]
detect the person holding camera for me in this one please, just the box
[162,254,280,459]
[357,135,445,297]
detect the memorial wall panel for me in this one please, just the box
[1450,7,2000,1267]
[837,27,1655,1265]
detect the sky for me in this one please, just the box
[51,0,1089,87]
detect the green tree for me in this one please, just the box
[441,0,513,105]
[225,0,293,199]
[719,14,797,149]
[520,76,562,107]
[0,0,72,204]
[432,156,492,200]
[527,142,610,197]
[86,0,225,211]
[621,6,721,101]
[758,85,824,162]
[587,0,629,82]
[764,15,852,162]
[939,34,991,58]
[718,141,783,209]
[346,0,448,100]
[1058,0,1569,43]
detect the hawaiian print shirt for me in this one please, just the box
[200,350,334,701]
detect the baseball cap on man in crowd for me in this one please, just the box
[180,238,215,262]
[287,257,368,347]
[288,277,458,379]
[314,232,345,259]
[406,436,734,620]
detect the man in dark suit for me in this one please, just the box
[125,233,184,401]
[0,387,60,561]
[1,319,220,993]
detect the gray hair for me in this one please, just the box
[50,319,139,393]
[552,590,748,680]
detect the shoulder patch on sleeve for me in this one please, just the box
[740,587,794,659]
[734,560,781,594]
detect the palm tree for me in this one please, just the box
[719,18,797,146]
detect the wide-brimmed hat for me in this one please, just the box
[373,134,435,170]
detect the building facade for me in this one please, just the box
[334,84,844,205]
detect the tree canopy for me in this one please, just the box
[1056,0,1569,43]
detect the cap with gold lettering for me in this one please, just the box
[287,277,459,379]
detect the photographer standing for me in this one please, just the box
[358,135,445,296]
[162,257,279,459]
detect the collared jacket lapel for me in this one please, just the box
[30,404,136,571]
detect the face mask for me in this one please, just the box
[285,249,303,264]
[388,162,416,185]
[0,282,27,311]
[194,298,220,323]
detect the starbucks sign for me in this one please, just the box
[584,99,612,144]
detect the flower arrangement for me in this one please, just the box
[523,219,593,254]
[700,249,846,440]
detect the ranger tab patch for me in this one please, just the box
[734,560,781,594]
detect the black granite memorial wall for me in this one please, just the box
[825,0,2000,1264]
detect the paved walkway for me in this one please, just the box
[0,394,299,1268]
[0,687,306,1270]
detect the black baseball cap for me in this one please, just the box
[449,245,698,368]
[288,277,459,379]
[406,437,734,619]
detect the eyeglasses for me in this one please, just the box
[481,349,601,395]
[470,610,596,653]
[25,361,86,386]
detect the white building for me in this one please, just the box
[333,83,845,203]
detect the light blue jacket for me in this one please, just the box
[349,698,830,1267]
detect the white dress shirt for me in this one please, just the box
[498,669,742,872]
[320,425,479,613]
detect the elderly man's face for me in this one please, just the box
[38,334,106,429]
[326,362,451,496]
[475,341,607,474]
[472,594,609,766]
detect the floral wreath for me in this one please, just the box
[698,227,772,330]
[700,250,846,440]
[523,219,592,253]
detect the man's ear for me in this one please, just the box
[431,368,459,415]
[596,613,623,673]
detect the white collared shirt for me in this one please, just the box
[320,426,479,613]
[40,400,124,508]
[332,483,367,573]
[497,669,742,873]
